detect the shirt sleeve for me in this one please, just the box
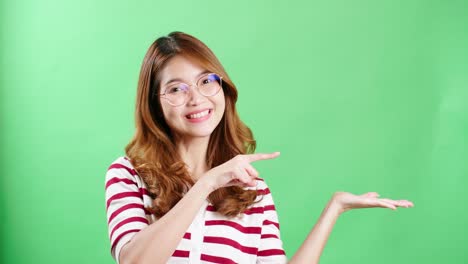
[256,179,288,264]
[105,158,149,264]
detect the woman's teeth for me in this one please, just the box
[187,110,210,119]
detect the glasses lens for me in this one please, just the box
[160,73,222,106]
[198,73,222,96]
[164,84,189,106]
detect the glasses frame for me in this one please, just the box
[159,73,223,106]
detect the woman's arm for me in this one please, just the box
[118,153,280,264]
[119,179,212,264]
[288,192,414,264]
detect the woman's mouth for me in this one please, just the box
[185,109,213,123]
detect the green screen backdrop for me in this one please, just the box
[1,0,467,263]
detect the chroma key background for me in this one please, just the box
[1,0,467,263]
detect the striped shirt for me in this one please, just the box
[105,157,287,264]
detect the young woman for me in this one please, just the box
[105,31,414,264]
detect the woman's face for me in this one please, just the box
[158,55,225,141]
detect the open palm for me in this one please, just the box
[333,191,414,213]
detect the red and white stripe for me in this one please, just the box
[105,157,287,263]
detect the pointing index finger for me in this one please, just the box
[246,152,280,163]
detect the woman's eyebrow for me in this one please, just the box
[163,70,210,86]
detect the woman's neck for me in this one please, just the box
[175,136,210,181]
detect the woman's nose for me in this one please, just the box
[186,85,205,106]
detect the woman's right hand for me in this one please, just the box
[199,152,280,192]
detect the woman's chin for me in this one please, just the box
[179,128,216,140]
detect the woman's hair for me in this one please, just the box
[125,31,258,218]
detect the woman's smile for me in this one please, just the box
[185,108,213,123]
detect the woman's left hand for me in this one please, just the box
[331,192,414,214]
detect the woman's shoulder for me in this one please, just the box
[105,156,141,184]
[254,177,271,193]
[108,156,132,165]
[107,156,136,170]
[245,177,275,205]
[257,177,281,204]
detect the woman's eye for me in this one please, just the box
[167,85,184,94]
[201,76,215,85]
[201,78,211,85]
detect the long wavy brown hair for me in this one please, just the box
[125,31,258,218]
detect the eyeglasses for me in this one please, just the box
[159,73,223,106]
